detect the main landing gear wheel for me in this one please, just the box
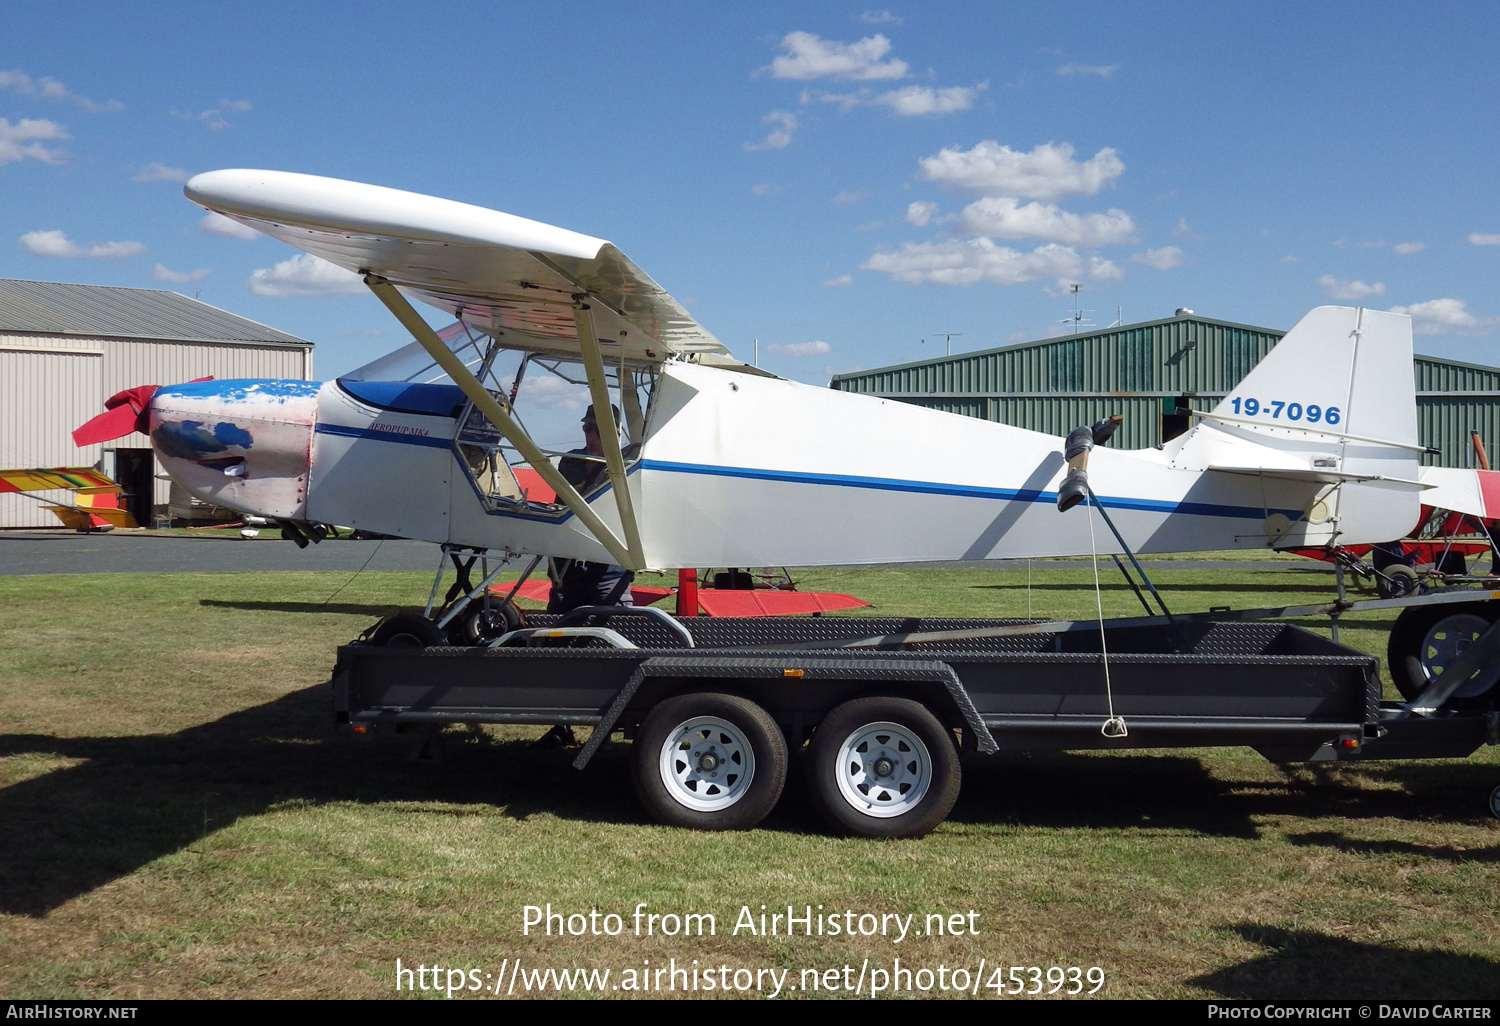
[1388,603,1500,709]
[446,599,523,646]
[807,697,961,839]
[1490,783,1500,822]
[369,613,445,648]
[632,693,787,831]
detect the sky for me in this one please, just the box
[5,1,1499,435]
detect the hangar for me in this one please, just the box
[0,278,313,529]
[830,309,1500,469]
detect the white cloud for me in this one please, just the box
[863,239,1114,286]
[875,82,985,116]
[858,10,903,24]
[1279,254,1302,264]
[170,100,250,132]
[831,189,869,205]
[750,183,780,196]
[1392,241,1426,255]
[133,162,191,183]
[768,340,832,357]
[0,69,121,113]
[918,141,1124,201]
[1131,246,1184,270]
[822,274,854,288]
[905,201,938,227]
[745,110,798,151]
[1388,298,1499,336]
[516,374,589,410]
[150,263,210,284]
[766,32,908,81]
[951,196,1136,246]
[200,212,260,240]
[248,254,363,297]
[1317,274,1385,300]
[0,117,69,165]
[1057,62,1119,78]
[1169,216,1202,240]
[19,229,144,259]
[1470,233,1500,246]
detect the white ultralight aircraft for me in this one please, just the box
[83,170,1433,587]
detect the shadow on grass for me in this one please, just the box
[951,751,1500,838]
[200,599,403,616]
[1286,831,1500,863]
[0,682,662,918]
[1190,924,1500,999]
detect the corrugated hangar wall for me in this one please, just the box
[0,279,313,529]
[830,312,1500,468]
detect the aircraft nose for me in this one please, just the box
[150,380,322,519]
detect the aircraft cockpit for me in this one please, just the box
[336,320,657,517]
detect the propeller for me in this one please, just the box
[72,385,160,446]
[72,378,212,447]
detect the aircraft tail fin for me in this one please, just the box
[1173,306,1421,545]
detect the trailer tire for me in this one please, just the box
[1388,603,1500,707]
[633,693,787,831]
[370,613,444,648]
[807,697,960,839]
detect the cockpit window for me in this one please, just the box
[340,321,659,517]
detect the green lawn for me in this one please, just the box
[0,562,1495,1000]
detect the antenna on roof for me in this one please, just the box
[925,330,964,357]
[1061,284,1094,335]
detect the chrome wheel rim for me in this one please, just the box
[1421,614,1500,699]
[833,721,932,819]
[658,716,754,812]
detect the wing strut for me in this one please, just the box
[572,299,645,568]
[363,274,641,569]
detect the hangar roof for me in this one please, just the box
[0,278,311,348]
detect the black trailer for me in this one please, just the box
[332,608,1500,838]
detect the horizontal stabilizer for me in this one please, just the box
[1206,465,1427,487]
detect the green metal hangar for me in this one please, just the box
[830,309,1500,469]
[0,279,313,529]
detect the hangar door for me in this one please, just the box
[0,344,103,528]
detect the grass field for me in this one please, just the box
[0,561,1496,1000]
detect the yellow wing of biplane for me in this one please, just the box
[0,468,137,530]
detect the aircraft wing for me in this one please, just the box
[0,467,120,494]
[183,169,727,365]
[1417,466,1500,519]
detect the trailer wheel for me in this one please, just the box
[807,697,960,839]
[633,693,787,831]
[1388,604,1500,707]
[370,613,444,648]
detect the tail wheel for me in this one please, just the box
[1377,564,1420,599]
[632,693,787,831]
[1388,603,1500,708]
[807,697,960,839]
